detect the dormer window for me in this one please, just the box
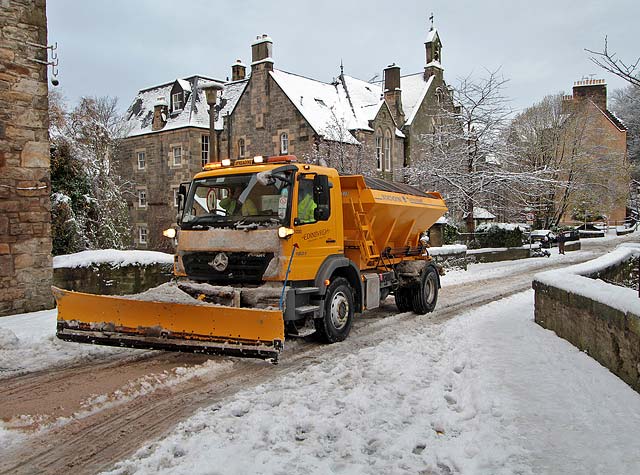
[172,92,184,112]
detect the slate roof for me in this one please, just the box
[124,75,248,137]
[269,69,384,145]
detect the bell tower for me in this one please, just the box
[424,14,444,80]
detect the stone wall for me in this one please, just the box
[0,0,53,316]
[53,263,173,296]
[533,280,640,393]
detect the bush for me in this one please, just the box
[443,223,460,245]
[476,224,524,248]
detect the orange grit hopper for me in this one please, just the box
[54,156,447,362]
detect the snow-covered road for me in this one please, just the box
[1,235,639,474]
[105,291,640,475]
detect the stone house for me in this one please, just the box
[120,75,246,250]
[119,27,454,250]
[0,0,53,316]
[560,79,628,225]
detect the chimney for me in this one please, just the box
[152,96,168,131]
[572,78,607,111]
[383,64,405,126]
[251,34,274,73]
[231,59,247,81]
[384,63,400,91]
[202,82,224,162]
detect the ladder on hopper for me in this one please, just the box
[349,198,379,266]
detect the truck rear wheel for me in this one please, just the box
[412,266,438,314]
[315,277,354,343]
[395,288,413,312]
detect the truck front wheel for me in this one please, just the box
[315,277,354,343]
[412,266,438,314]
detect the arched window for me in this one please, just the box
[238,138,246,158]
[384,130,392,171]
[280,132,289,155]
[375,130,382,171]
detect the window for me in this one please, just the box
[297,178,317,224]
[138,190,147,208]
[238,138,246,158]
[173,146,182,166]
[384,131,391,171]
[137,151,146,169]
[139,227,148,244]
[201,135,209,166]
[173,188,179,208]
[280,132,289,155]
[172,92,183,112]
[375,135,382,170]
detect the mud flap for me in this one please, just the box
[53,287,285,361]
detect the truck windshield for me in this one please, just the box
[181,170,293,229]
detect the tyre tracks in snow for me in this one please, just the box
[0,239,633,474]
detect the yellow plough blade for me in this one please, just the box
[53,287,285,361]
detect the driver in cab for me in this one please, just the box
[219,184,258,216]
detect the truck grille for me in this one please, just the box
[182,252,274,284]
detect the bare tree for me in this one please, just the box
[510,93,629,227]
[51,96,131,251]
[408,69,553,231]
[586,37,640,88]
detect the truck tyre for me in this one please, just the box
[315,277,354,343]
[395,288,412,312]
[412,266,438,314]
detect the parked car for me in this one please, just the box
[530,229,556,248]
[559,229,580,242]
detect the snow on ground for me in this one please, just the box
[0,308,132,381]
[105,291,640,475]
[53,249,174,269]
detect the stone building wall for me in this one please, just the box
[119,127,209,251]
[0,0,53,316]
[220,70,317,161]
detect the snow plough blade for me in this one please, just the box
[53,287,285,361]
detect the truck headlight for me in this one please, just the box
[278,226,294,239]
[163,228,177,239]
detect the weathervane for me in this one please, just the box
[429,12,434,30]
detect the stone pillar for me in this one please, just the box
[202,82,224,162]
[0,0,54,316]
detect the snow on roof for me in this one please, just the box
[464,207,495,220]
[177,78,192,93]
[425,28,440,44]
[399,73,434,126]
[270,70,386,145]
[215,80,248,129]
[124,75,246,137]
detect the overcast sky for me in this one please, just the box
[47,0,638,115]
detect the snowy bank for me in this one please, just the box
[534,243,640,316]
[53,249,174,269]
[104,292,640,475]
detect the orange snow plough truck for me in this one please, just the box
[54,155,447,362]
